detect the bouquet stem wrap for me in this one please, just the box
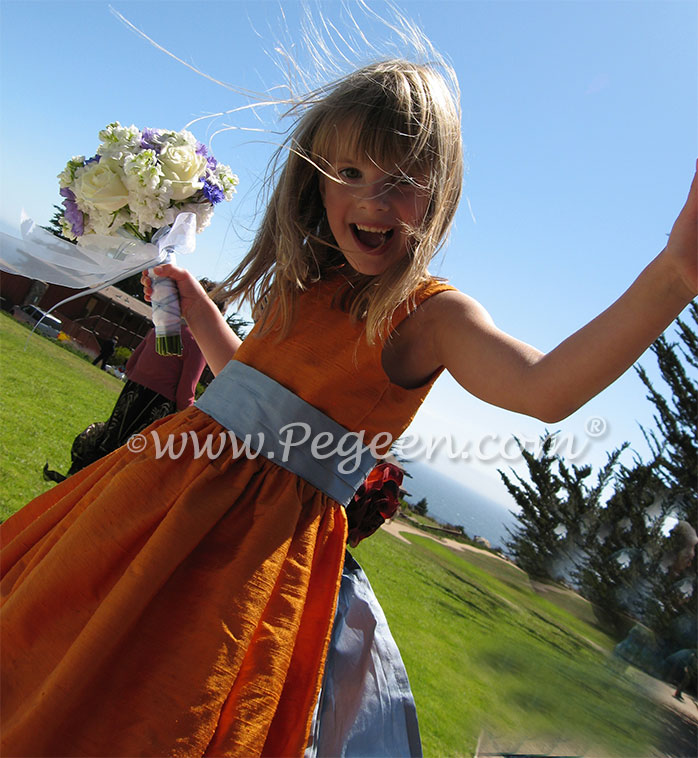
[150,256,181,355]
[149,216,197,356]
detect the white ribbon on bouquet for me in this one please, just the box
[0,212,196,339]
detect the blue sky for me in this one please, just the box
[1,0,696,507]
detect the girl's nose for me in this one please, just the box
[357,180,390,211]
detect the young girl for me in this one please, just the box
[1,59,696,757]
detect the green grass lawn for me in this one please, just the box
[352,531,655,756]
[0,312,122,519]
[0,312,659,756]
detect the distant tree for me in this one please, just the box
[498,310,697,652]
[226,312,251,340]
[500,435,565,579]
[575,309,697,642]
[573,459,669,635]
[501,434,623,582]
[634,307,697,653]
[645,521,697,657]
[111,345,133,368]
[412,497,428,517]
[635,303,697,532]
[42,204,70,242]
[554,447,626,576]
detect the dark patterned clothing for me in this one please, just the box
[65,381,176,476]
[44,326,205,482]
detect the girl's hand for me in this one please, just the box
[141,264,241,374]
[140,264,210,322]
[664,161,698,297]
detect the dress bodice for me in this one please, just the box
[233,274,455,446]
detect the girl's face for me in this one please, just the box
[319,145,430,276]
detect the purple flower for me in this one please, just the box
[84,155,100,165]
[141,128,162,152]
[195,142,208,156]
[201,180,224,204]
[206,155,218,171]
[61,191,84,237]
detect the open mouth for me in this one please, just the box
[351,223,394,250]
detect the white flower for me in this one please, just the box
[158,141,208,201]
[122,150,164,195]
[159,128,198,149]
[59,217,77,241]
[73,159,129,214]
[177,201,214,232]
[129,190,173,233]
[89,207,129,236]
[213,164,239,201]
[60,123,236,241]
[97,122,142,161]
[58,157,87,188]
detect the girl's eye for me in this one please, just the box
[398,174,427,187]
[339,167,361,181]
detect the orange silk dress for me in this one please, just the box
[0,273,454,757]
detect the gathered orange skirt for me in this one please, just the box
[1,407,347,757]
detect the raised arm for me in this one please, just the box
[429,165,697,422]
[142,264,241,376]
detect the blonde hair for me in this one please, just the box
[218,59,463,344]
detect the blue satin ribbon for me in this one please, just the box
[195,360,377,505]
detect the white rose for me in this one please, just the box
[73,160,129,213]
[158,143,207,201]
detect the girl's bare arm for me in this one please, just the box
[142,265,241,376]
[428,166,697,422]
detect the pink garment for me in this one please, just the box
[125,325,206,410]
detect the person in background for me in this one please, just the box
[672,651,697,702]
[44,280,224,481]
[91,335,116,370]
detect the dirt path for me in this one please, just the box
[381,518,524,571]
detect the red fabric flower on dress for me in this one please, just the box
[345,462,403,547]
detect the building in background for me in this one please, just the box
[1,272,152,358]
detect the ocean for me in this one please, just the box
[398,460,520,550]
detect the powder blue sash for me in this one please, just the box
[195,360,377,505]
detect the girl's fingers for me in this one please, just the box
[150,263,186,279]
[141,270,153,302]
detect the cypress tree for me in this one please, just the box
[634,306,697,654]
[635,303,697,531]
[500,434,624,582]
[574,459,669,635]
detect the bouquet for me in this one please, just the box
[57,122,238,354]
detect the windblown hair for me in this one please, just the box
[218,59,463,344]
